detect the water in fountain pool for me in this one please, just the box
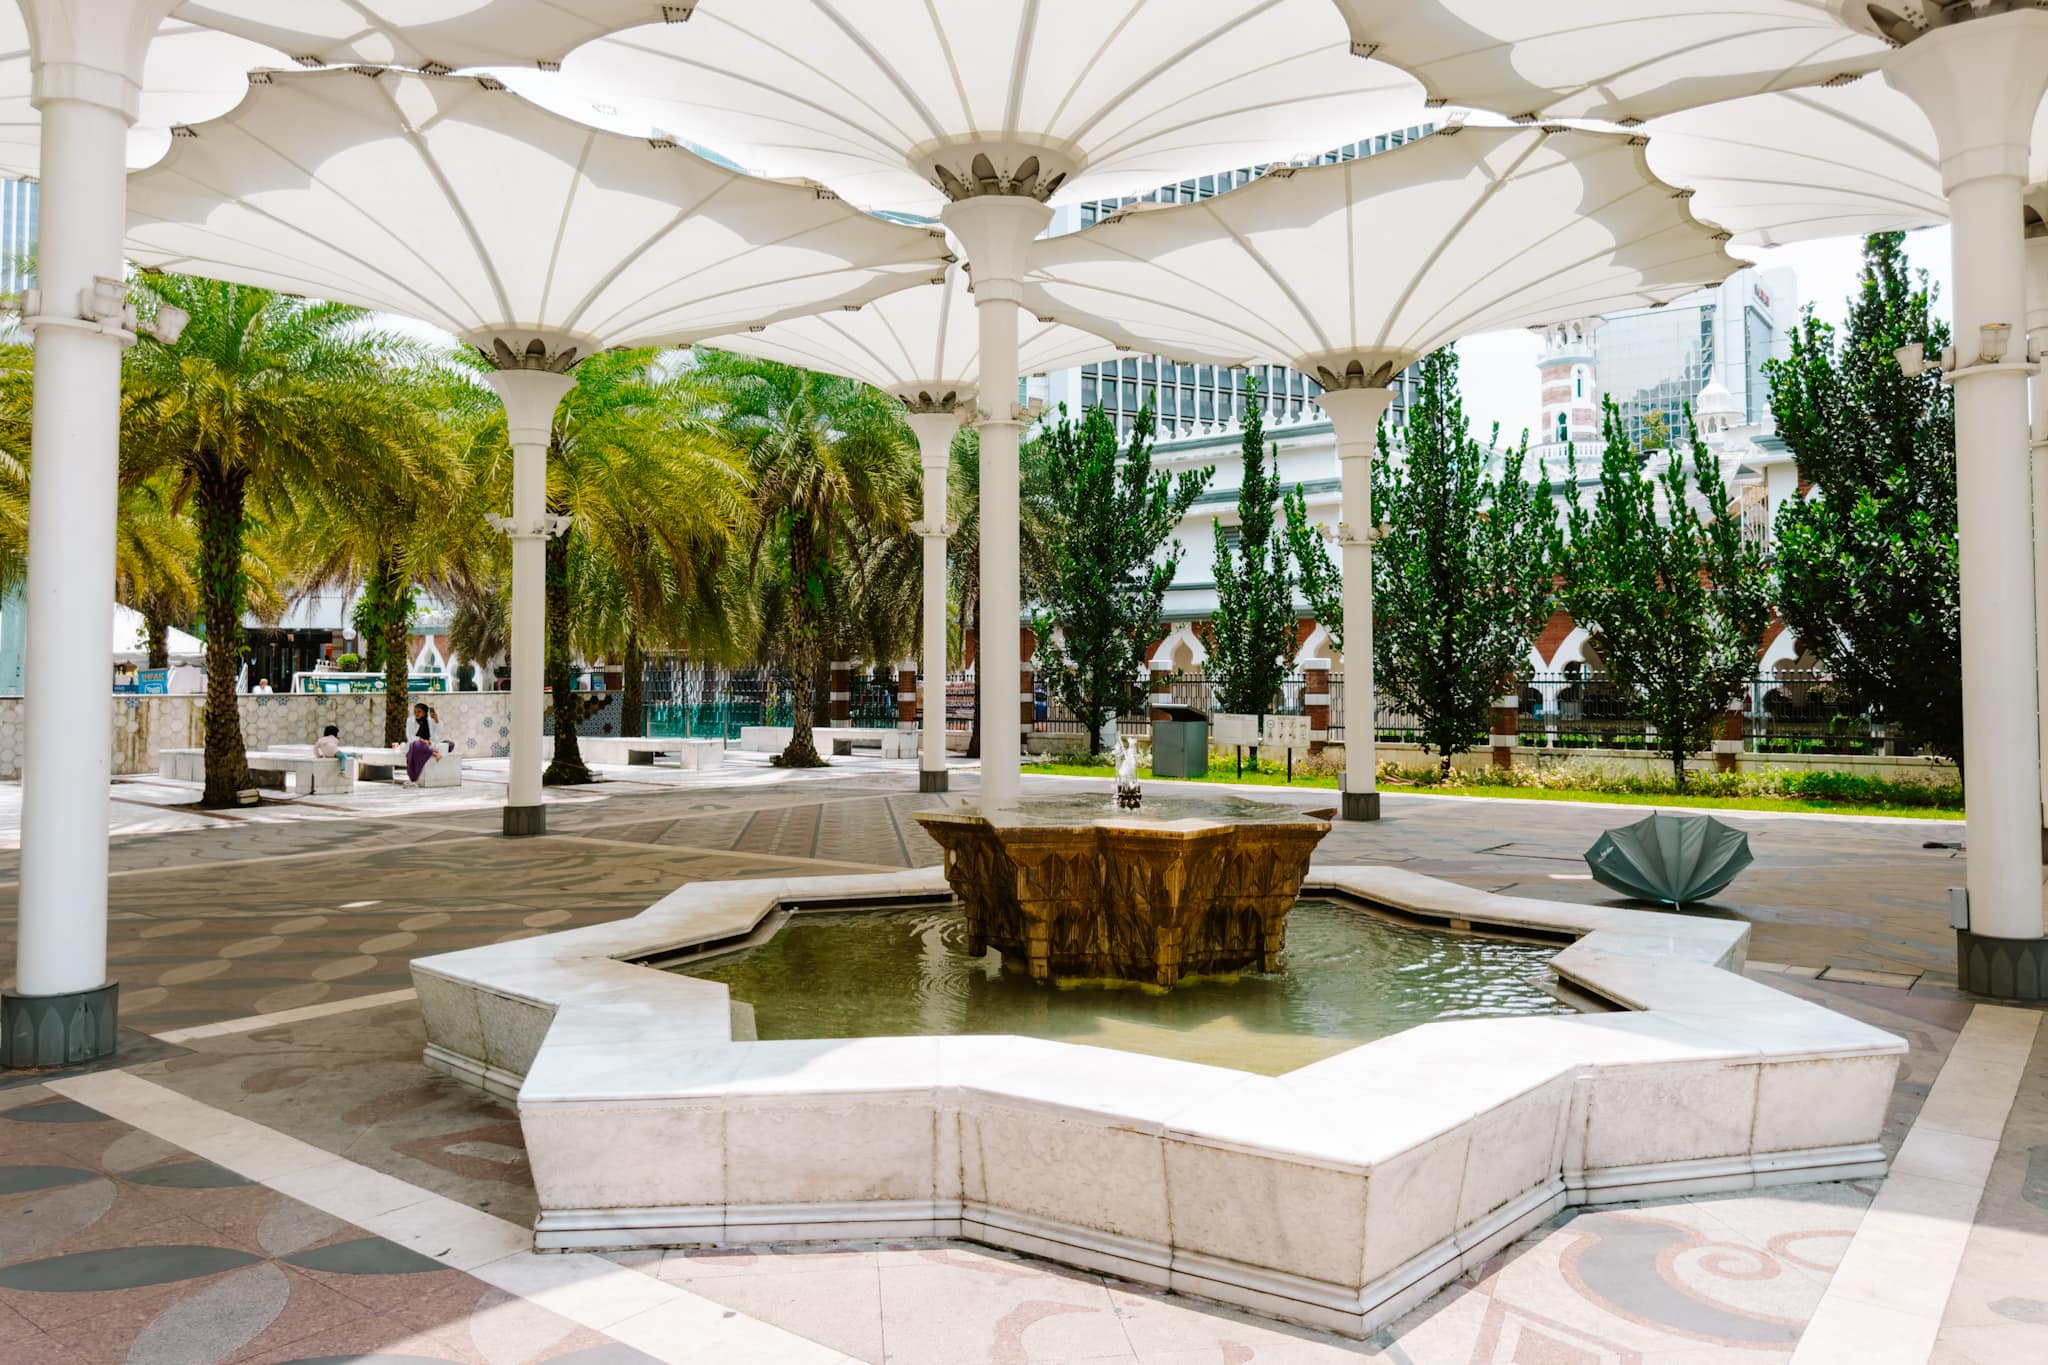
[676,899,1576,1075]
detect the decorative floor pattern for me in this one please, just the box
[0,761,2039,1363]
[0,1086,656,1364]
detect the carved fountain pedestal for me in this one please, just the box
[913,795,1331,988]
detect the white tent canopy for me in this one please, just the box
[1023,126,1740,380]
[695,263,1119,404]
[560,0,1431,213]
[122,68,951,354]
[0,10,282,176]
[112,605,202,663]
[1328,1,1888,124]
[174,1,667,71]
[1642,74,2048,248]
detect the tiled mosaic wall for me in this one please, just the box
[0,692,536,779]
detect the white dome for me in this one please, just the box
[1697,378,1739,418]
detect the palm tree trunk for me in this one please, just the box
[622,632,645,738]
[373,554,410,745]
[144,612,169,671]
[195,460,252,806]
[542,529,593,784]
[778,527,827,768]
[381,612,409,743]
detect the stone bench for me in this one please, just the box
[276,744,462,788]
[159,747,353,796]
[578,736,725,769]
[737,725,917,759]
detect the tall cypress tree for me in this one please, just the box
[1030,403,1211,756]
[1369,349,1551,774]
[1209,377,1298,746]
[1554,398,1771,787]
[1767,232,1959,766]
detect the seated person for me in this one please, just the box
[314,725,342,759]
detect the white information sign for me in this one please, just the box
[1211,712,1259,747]
[1262,714,1311,752]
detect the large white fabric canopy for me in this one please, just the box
[1023,126,1739,381]
[122,68,950,353]
[1643,75,2048,248]
[559,0,1429,213]
[0,10,281,175]
[174,1,666,72]
[1328,1,1887,123]
[695,264,1118,403]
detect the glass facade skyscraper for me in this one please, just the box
[1592,269,1793,449]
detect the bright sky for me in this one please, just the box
[1453,226,1956,449]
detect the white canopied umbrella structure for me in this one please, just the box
[172,1,666,71]
[698,264,1119,791]
[1024,125,1739,820]
[123,66,948,841]
[561,0,1430,809]
[1,0,946,1069]
[0,8,281,175]
[1334,0,2048,1001]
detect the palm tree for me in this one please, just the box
[686,349,918,767]
[123,274,432,805]
[282,361,502,741]
[510,349,749,783]
[0,341,287,675]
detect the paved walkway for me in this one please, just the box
[0,756,2037,1363]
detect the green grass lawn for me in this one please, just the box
[1021,760,1964,821]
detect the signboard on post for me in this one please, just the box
[1262,714,1310,753]
[1211,713,1258,748]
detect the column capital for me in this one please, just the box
[903,407,966,465]
[20,0,181,120]
[940,193,1054,289]
[1881,9,2048,192]
[483,366,577,447]
[1314,383,1400,450]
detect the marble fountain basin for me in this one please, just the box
[410,862,1904,1338]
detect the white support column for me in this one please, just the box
[2026,195,2048,856]
[4,0,178,1068]
[906,407,961,793]
[940,195,1051,811]
[1887,10,2048,995]
[1313,385,1398,821]
[483,368,575,838]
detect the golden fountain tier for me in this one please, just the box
[912,795,1332,988]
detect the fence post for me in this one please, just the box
[1490,693,1518,770]
[830,661,853,727]
[1303,660,1331,753]
[1149,661,1174,722]
[897,662,918,729]
[1714,706,1745,773]
[1018,627,1036,748]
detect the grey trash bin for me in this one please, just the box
[1149,705,1209,778]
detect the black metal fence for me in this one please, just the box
[634,662,1896,757]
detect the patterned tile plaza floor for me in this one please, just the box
[0,751,2039,1364]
